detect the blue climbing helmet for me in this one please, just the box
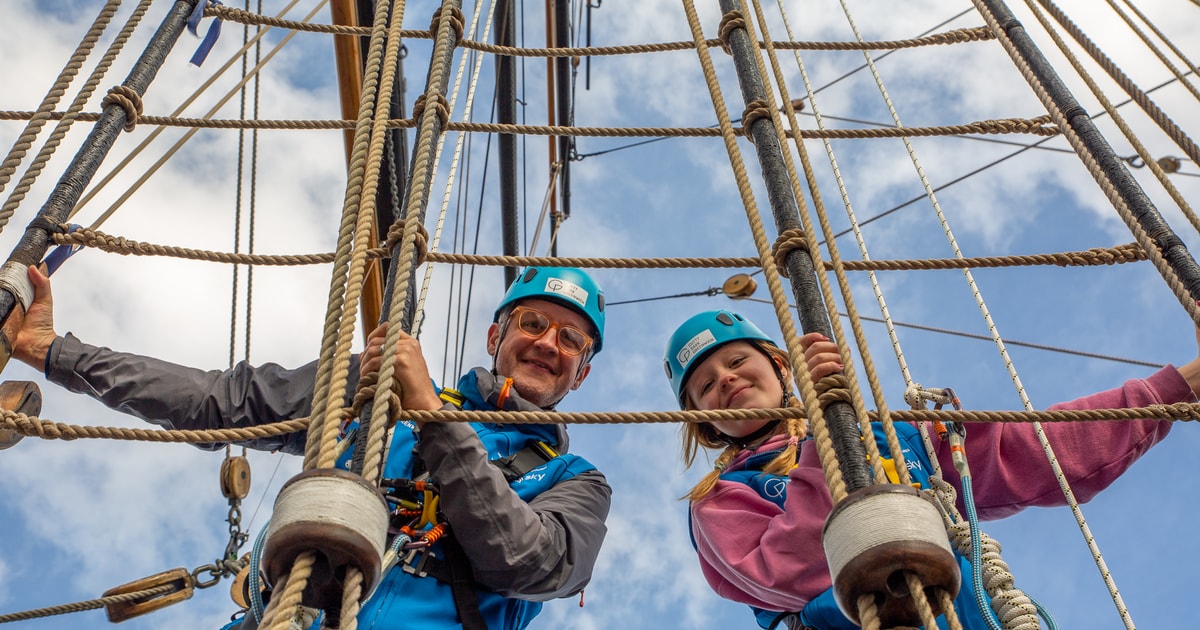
[494,266,606,354]
[664,310,776,408]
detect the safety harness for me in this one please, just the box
[379,386,561,630]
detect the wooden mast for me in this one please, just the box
[330,0,384,339]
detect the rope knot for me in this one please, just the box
[430,6,465,46]
[717,10,745,56]
[740,99,771,143]
[814,374,851,406]
[102,85,143,132]
[412,93,451,128]
[385,220,429,266]
[351,369,403,427]
[772,228,810,278]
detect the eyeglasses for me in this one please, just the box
[506,306,594,356]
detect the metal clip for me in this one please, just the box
[400,547,429,577]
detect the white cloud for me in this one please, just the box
[1,1,1198,629]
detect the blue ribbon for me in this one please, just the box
[41,224,83,276]
[187,0,224,67]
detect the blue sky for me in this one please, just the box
[1,1,1199,629]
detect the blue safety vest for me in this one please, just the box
[704,423,993,630]
[226,369,599,630]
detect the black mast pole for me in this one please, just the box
[551,0,571,257]
[0,0,200,372]
[497,0,520,286]
[352,0,463,474]
[975,0,1200,300]
[716,0,871,492]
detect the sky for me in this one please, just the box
[0,0,1199,629]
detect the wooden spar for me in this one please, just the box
[331,0,385,338]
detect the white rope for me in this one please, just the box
[769,0,937,480]
[415,0,499,340]
[966,1,1145,626]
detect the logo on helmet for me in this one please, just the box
[676,329,717,369]
[543,278,588,309]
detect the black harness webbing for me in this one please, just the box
[409,387,561,629]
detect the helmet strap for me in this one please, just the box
[757,343,794,408]
[721,418,782,450]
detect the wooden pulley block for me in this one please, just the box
[1157,156,1181,174]
[0,380,42,450]
[102,567,194,622]
[263,468,389,614]
[221,455,252,500]
[822,484,960,627]
[721,273,757,300]
[230,554,262,610]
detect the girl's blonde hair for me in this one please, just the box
[679,340,807,502]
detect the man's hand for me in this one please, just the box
[12,265,58,368]
[360,323,444,413]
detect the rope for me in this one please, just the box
[261,0,408,620]
[1105,0,1200,107]
[0,410,307,442]
[1036,0,1200,169]
[1029,0,1200,236]
[2,402,1198,445]
[741,0,888,490]
[0,109,1064,142]
[364,0,462,483]
[683,0,848,502]
[976,1,1200,625]
[302,0,395,471]
[0,584,174,624]
[413,0,499,339]
[0,0,133,233]
[1111,0,1200,106]
[206,5,996,56]
[48,225,1147,271]
[71,0,317,227]
[905,572,940,629]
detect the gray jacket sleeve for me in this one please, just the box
[44,333,356,456]
[416,418,611,601]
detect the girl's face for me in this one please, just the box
[685,341,785,438]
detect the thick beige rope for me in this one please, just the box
[207,4,995,57]
[0,584,174,624]
[0,0,126,232]
[687,0,847,503]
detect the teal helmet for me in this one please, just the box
[494,266,606,354]
[663,310,776,408]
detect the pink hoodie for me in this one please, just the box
[689,366,1194,613]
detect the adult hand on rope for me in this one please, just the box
[360,323,443,417]
[12,265,58,369]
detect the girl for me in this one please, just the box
[663,309,1200,629]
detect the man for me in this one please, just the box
[12,264,611,630]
